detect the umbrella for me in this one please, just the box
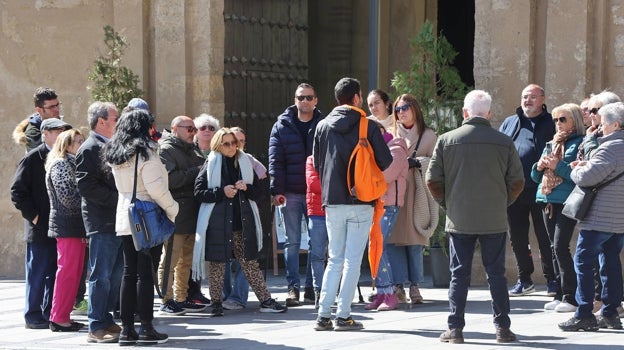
[368,199,385,280]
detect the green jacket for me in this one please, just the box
[426,117,525,234]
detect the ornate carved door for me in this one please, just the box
[223,0,309,248]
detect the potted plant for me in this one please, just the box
[391,21,470,288]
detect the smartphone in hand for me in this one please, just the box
[545,143,552,155]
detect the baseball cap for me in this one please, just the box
[40,118,72,131]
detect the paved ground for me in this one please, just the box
[0,271,621,350]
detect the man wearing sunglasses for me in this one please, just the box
[499,84,557,298]
[156,116,207,315]
[269,83,323,307]
[13,87,62,153]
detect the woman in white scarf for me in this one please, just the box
[192,128,286,316]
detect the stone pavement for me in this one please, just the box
[0,271,621,350]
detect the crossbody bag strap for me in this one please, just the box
[411,133,423,158]
[132,153,139,203]
[594,168,624,191]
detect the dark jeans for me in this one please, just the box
[88,232,123,332]
[540,203,577,304]
[507,187,555,282]
[574,230,624,319]
[448,232,510,330]
[120,236,154,326]
[24,239,57,324]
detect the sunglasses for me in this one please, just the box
[177,125,197,133]
[221,140,238,148]
[553,116,567,123]
[395,104,410,113]
[296,95,315,102]
[199,125,216,132]
[589,107,599,115]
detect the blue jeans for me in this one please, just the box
[387,243,424,287]
[24,238,57,324]
[574,230,624,319]
[88,233,124,332]
[280,193,309,290]
[308,215,328,291]
[318,204,373,319]
[223,260,249,306]
[374,206,399,293]
[448,232,510,330]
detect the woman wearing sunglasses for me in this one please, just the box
[194,114,221,157]
[577,90,621,161]
[387,93,437,305]
[192,128,287,316]
[531,104,585,313]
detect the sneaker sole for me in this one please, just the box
[119,340,137,346]
[559,325,599,332]
[159,310,187,316]
[259,308,287,313]
[182,306,207,312]
[137,339,168,345]
[334,326,363,331]
[87,337,119,344]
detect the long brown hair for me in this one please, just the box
[392,94,426,136]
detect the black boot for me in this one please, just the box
[138,324,168,345]
[119,325,138,346]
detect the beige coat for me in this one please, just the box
[389,126,437,246]
[110,149,179,236]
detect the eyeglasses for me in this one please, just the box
[589,108,600,115]
[42,102,61,110]
[199,125,216,132]
[296,95,315,102]
[553,116,567,123]
[177,125,197,133]
[395,104,410,113]
[221,140,238,148]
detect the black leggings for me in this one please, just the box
[120,236,154,326]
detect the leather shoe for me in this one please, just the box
[25,321,49,329]
[49,321,84,332]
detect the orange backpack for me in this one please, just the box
[346,106,387,202]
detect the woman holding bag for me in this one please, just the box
[388,94,437,304]
[559,102,624,331]
[104,109,179,345]
[530,104,584,313]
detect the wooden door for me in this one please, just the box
[223,0,309,258]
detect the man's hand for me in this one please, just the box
[272,194,286,206]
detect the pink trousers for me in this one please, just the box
[49,237,86,324]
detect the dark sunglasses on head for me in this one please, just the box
[395,104,410,113]
[590,107,599,115]
[178,125,197,133]
[296,95,315,102]
[199,125,216,132]
[553,116,567,123]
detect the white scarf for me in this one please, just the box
[191,151,263,280]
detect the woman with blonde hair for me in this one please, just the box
[45,128,87,332]
[193,128,286,316]
[531,103,585,313]
[388,93,437,304]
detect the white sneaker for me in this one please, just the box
[555,301,578,313]
[222,300,244,310]
[544,300,561,310]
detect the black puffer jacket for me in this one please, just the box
[159,132,205,234]
[194,155,261,262]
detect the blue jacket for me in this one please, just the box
[530,134,583,204]
[268,105,323,195]
[499,106,555,189]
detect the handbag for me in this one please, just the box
[128,154,175,252]
[562,169,624,220]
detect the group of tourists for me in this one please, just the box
[9,79,624,346]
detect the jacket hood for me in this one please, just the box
[28,113,42,124]
[324,105,362,134]
[598,129,624,144]
[159,130,195,151]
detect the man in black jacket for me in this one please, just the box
[157,116,206,315]
[11,118,71,329]
[313,77,392,331]
[76,101,123,343]
[499,84,557,297]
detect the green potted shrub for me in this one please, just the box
[88,25,144,108]
[391,20,470,288]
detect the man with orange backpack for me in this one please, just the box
[312,77,392,331]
